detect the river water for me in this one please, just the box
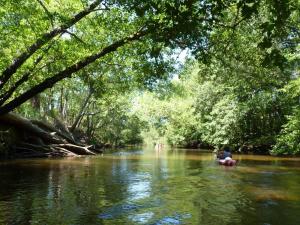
[0,147,300,225]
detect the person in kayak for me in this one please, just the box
[217,146,236,166]
[221,146,232,159]
[217,146,232,160]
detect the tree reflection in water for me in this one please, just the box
[0,149,300,225]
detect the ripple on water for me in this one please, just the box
[98,203,141,219]
[128,212,154,223]
[97,198,162,220]
[1,150,300,225]
[150,213,192,225]
[98,203,192,225]
[97,198,194,224]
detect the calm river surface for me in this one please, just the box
[1,147,300,225]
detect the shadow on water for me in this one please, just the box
[0,148,300,224]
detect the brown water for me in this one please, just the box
[0,148,300,225]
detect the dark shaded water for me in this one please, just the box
[1,148,300,225]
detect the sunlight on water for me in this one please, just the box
[0,147,300,225]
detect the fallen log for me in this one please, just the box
[17,142,52,152]
[0,112,100,158]
[31,119,76,144]
[0,113,64,144]
[53,115,76,141]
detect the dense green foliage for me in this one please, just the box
[134,1,299,154]
[273,107,300,155]
[136,51,298,154]
[0,0,299,153]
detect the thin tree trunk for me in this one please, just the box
[59,87,64,118]
[70,90,93,132]
[30,95,41,113]
[63,90,68,120]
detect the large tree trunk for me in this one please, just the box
[0,113,63,144]
[0,113,101,158]
[31,119,75,144]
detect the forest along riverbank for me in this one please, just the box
[0,1,299,159]
[0,149,300,225]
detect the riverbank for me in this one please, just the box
[0,113,104,159]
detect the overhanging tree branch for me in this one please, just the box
[0,29,148,115]
[0,0,102,90]
[36,0,54,27]
[0,39,57,106]
[0,72,30,106]
[65,30,87,45]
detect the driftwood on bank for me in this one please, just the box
[31,119,76,144]
[0,112,102,158]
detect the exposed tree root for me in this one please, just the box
[0,112,102,158]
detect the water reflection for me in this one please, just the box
[0,149,300,225]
